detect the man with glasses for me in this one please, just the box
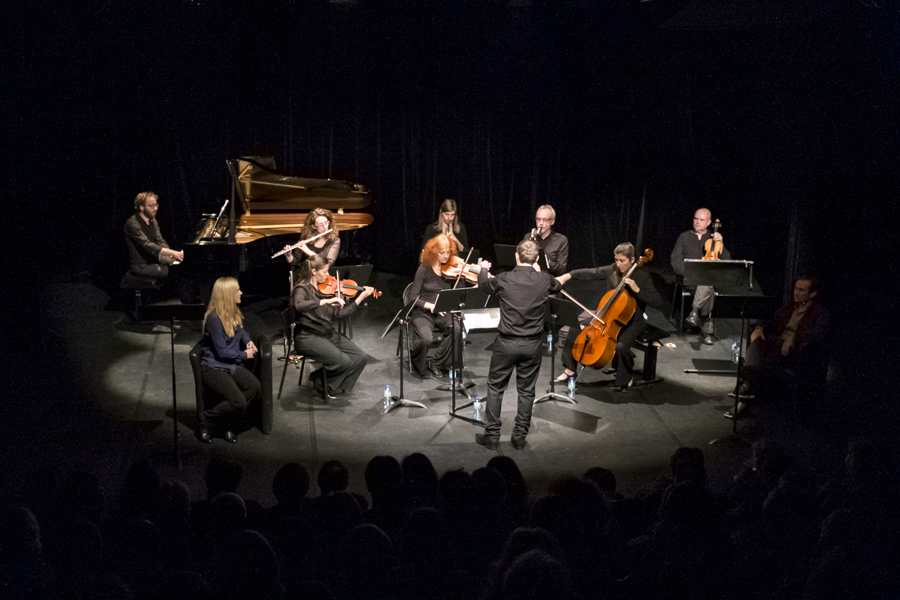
[521,204,568,276]
[124,191,184,280]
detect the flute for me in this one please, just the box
[271,228,334,258]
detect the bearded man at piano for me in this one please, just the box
[124,191,184,280]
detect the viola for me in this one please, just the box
[567,248,654,369]
[317,276,382,299]
[440,256,479,286]
[703,220,723,260]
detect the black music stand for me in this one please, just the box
[137,301,207,468]
[535,297,582,405]
[379,297,427,414]
[433,286,488,426]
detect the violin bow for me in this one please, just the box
[452,248,475,289]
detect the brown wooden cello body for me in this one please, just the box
[570,249,654,369]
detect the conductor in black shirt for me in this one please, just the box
[474,240,563,451]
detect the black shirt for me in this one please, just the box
[670,230,731,277]
[409,264,453,310]
[292,283,359,337]
[124,213,170,267]
[477,265,562,337]
[521,229,569,276]
[569,264,662,314]
[422,222,469,257]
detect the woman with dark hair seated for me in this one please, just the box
[198,276,261,443]
[292,254,374,399]
[554,242,661,392]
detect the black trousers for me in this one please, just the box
[295,330,368,394]
[483,334,543,440]
[562,314,646,386]
[200,365,261,429]
[409,308,454,376]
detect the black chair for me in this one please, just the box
[396,282,443,373]
[669,275,693,333]
[277,307,330,403]
[189,334,273,435]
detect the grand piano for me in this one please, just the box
[182,156,373,298]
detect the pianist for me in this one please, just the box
[124,191,184,280]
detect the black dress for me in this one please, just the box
[407,264,456,376]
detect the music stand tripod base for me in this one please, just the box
[383,396,427,414]
[534,297,581,405]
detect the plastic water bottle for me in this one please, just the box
[462,325,467,342]
[473,397,482,420]
[383,385,392,410]
[731,341,740,364]
[546,329,553,351]
[567,376,576,400]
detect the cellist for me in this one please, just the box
[554,242,662,392]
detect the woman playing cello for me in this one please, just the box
[292,255,375,399]
[408,233,464,379]
[283,208,341,282]
[555,242,662,391]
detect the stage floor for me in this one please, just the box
[26,272,850,505]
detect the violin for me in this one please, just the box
[317,275,382,299]
[703,220,723,260]
[566,248,654,370]
[440,256,479,286]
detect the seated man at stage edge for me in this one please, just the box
[124,191,184,279]
[474,240,563,451]
[727,275,830,418]
[422,198,468,257]
[670,207,729,344]
[522,204,568,276]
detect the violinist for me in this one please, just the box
[422,198,468,255]
[291,255,374,399]
[555,242,662,392]
[670,208,730,345]
[408,234,462,379]
[522,205,568,276]
[283,208,341,282]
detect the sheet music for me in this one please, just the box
[462,308,500,331]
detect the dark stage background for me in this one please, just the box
[8,1,900,364]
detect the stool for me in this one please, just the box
[120,271,163,315]
[633,323,670,386]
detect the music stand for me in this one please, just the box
[379,297,427,413]
[432,286,487,425]
[137,301,207,468]
[535,297,582,405]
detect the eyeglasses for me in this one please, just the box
[536,217,552,223]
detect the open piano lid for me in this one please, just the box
[232,156,373,243]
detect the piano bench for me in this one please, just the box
[633,324,670,386]
[120,271,164,312]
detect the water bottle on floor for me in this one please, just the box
[473,396,482,421]
[731,341,740,364]
[546,329,553,352]
[383,385,392,410]
[567,377,576,400]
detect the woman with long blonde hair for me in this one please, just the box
[291,254,375,399]
[422,198,468,255]
[282,207,341,280]
[198,277,261,443]
[408,234,462,379]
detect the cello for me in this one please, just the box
[563,249,654,369]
